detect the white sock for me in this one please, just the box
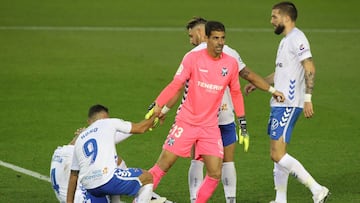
[133,184,153,203]
[188,160,204,202]
[222,162,236,203]
[278,153,322,195]
[118,160,127,169]
[274,162,289,203]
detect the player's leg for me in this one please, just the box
[195,126,223,203]
[87,168,153,203]
[149,149,179,190]
[150,121,196,190]
[222,144,236,203]
[270,138,289,203]
[269,107,328,202]
[188,145,204,203]
[117,157,168,202]
[109,157,128,203]
[276,152,329,203]
[272,162,289,203]
[133,184,153,203]
[220,123,237,203]
[196,155,222,203]
[133,170,153,203]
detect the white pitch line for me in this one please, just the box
[0,26,359,33]
[0,160,51,183]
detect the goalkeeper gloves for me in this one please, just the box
[238,116,249,152]
[145,102,159,131]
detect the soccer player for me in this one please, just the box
[50,127,132,203]
[66,104,157,203]
[50,133,109,203]
[147,21,283,203]
[244,2,330,203]
[157,17,285,203]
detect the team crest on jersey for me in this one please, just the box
[221,67,228,76]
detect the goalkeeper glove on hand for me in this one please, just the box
[145,102,159,131]
[238,116,249,152]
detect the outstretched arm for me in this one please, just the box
[130,115,157,134]
[241,67,283,101]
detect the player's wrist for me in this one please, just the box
[237,116,247,133]
[268,86,276,94]
[304,94,312,102]
[147,102,156,110]
[161,106,171,114]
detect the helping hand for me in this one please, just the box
[145,102,159,131]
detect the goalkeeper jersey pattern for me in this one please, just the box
[71,118,132,189]
[156,48,244,127]
[271,27,312,108]
[184,42,246,125]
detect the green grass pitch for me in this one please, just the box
[0,0,359,202]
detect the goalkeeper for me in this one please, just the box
[146,17,285,203]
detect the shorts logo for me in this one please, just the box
[167,137,175,146]
[271,118,279,131]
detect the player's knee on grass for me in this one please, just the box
[139,170,153,185]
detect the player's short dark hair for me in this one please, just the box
[88,104,108,118]
[205,21,225,37]
[186,16,207,30]
[273,1,298,21]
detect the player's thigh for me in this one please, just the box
[202,155,222,179]
[163,120,198,157]
[223,143,236,162]
[195,125,223,159]
[156,149,179,172]
[270,137,287,162]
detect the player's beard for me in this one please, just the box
[274,24,285,35]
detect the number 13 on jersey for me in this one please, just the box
[169,124,184,138]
